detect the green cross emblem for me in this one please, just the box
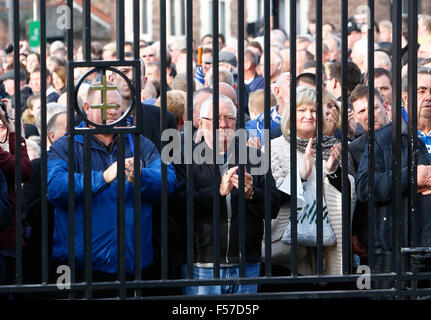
[90,75,120,124]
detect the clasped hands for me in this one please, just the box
[219,166,254,199]
[103,157,141,184]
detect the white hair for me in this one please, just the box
[271,29,287,44]
[199,95,237,119]
[169,38,187,51]
[262,49,283,74]
[205,69,234,87]
[379,20,392,31]
[374,50,392,71]
[150,42,161,57]
[35,102,67,135]
[352,38,368,59]
[274,72,290,87]
[324,34,341,50]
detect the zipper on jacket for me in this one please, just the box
[225,220,230,263]
[219,161,232,264]
[225,193,232,264]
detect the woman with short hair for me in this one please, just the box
[262,86,356,276]
[323,89,341,137]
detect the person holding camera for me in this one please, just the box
[0,98,32,291]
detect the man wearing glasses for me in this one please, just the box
[141,45,160,65]
[171,95,280,295]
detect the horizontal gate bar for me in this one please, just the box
[69,60,140,68]
[145,289,399,300]
[3,272,431,293]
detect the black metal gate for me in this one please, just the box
[0,0,430,301]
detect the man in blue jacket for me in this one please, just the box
[355,67,431,290]
[47,83,177,283]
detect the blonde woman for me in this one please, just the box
[323,89,341,137]
[23,95,41,125]
[262,86,356,276]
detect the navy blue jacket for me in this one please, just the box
[0,169,12,231]
[47,132,177,274]
[355,119,431,251]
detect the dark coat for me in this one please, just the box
[171,138,280,264]
[47,91,60,103]
[0,132,32,250]
[22,158,55,284]
[348,132,368,175]
[139,103,177,153]
[0,169,12,232]
[355,119,431,252]
[348,132,369,248]
[135,103,178,278]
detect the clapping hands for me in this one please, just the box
[299,138,342,181]
[326,144,341,175]
[219,166,254,199]
[299,138,315,180]
[103,157,142,185]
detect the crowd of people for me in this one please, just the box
[1,11,431,299]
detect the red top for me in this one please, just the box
[0,132,32,250]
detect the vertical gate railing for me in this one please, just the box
[366,0,376,280]
[185,0,194,282]
[13,0,23,288]
[263,0,272,279]
[40,0,49,288]
[289,0,298,277]
[407,0,419,300]
[392,0,403,299]
[0,0,431,300]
